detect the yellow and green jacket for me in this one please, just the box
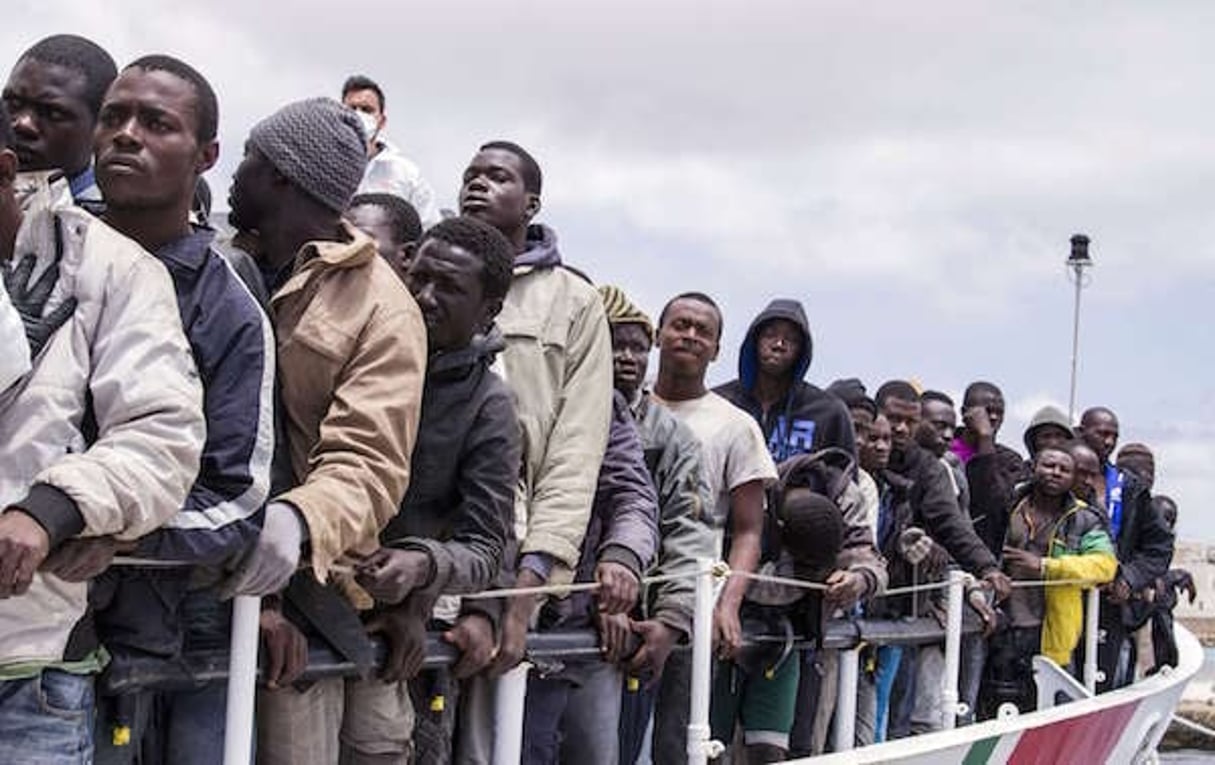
[1010,494,1118,665]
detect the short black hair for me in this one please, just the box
[479,140,542,195]
[921,390,955,408]
[350,193,423,246]
[126,54,219,142]
[341,75,384,111]
[875,380,920,410]
[963,381,1003,408]
[657,291,723,340]
[420,215,515,302]
[0,100,13,150]
[19,34,117,117]
[1080,406,1117,427]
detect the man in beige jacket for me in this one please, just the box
[223,98,427,764]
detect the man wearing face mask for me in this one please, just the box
[341,75,439,228]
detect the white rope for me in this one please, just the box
[1171,713,1215,740]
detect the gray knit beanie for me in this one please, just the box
[249,97,367,213]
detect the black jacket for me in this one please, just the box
[715,299,855,462]
[888,443,998,577]
[964,443,1030,557]
[1107,468,1173,594]
[382,329,520,613]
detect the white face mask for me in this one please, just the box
[355,110,380,145]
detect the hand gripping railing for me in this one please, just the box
[105,557,1109,764]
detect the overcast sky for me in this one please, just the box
[8,1,1213,541]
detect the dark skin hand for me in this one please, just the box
[260,606,308,689]
[983,569,1013,602]
[353,548,432,605]
[444,612,497,680]
[1105,577,1132,604]
[824,569,868,610]
[962,405,995,452]
[626,619,681,688]
[1002,547,1042,580]
[366,603,428,683]
[597,611,634,664]
[0,511,50,598]
[489,568,542,675]
[41,536,135,582]
[595,560,639,616]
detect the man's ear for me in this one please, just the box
[0,149,16,189]
[396,241,417,274]
[523,192,541,222]
[710,338,720,362]
[480,296,504,330]
[197,140,219,175]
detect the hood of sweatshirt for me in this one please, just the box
[738,298,813,391]
[515,223,562,268]
[428,325,507,380]
[1023,404,1073,454]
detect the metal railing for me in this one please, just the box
[102,559,1109,764]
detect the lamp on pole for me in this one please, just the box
[1067,234,1093,421]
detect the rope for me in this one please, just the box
[1170,713,1215,740]
[111,554,1109,600]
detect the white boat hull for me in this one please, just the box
[799,625,1205,765]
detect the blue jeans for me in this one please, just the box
[0,670,94,764]
[523,663,622,765]
[872,645,902,743]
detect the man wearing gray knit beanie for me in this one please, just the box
[224,98,429,764]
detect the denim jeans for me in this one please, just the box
[957,632,987,726]
[522,662,622,765]
[0,670,94,764]
[872,645,902,743]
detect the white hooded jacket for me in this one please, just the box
[0,173,204,671]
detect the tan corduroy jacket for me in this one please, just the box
[270,224,426,579]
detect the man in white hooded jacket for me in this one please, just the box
[0,102,204,763]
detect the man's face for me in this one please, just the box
[94,68,213,212]
[881,396,921,453]
[755,318,802,379]
[404,238,492,353]
[1116,451,1155,491]
[1069,445,1102,500]
[861,414,893,473]
[348,203,411,277]
[341,88,384,146]
[916,399,956,457]
[968,390,1005,436]
[1031,425,1072,456]
[656,298,720,382]
[459,149,536,236]
[611,323,652,399]
[228,144,277,235]
[3,57,95,175]
[1079,410,1119,463]
[1034,449,1075,498]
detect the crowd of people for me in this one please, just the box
[0,32,1195,765]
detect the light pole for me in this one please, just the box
[1067,234,1093,422]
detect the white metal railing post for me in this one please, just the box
[1084,586,1101,694]
[223,595,261,765]
[492,663,530,764]
[940,569,965,731]
[833,647,860,751]
[687,558,721,765]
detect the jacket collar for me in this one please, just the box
[155,226,216,276]
[428,325,506,378]
[272,222,377,305]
